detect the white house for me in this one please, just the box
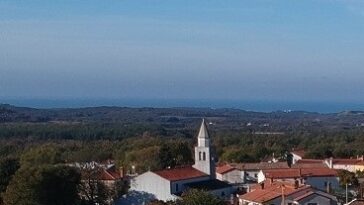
[258,168,339,192]
[231,162,289,182]
[325,158,364,173]
[130,119,233,202]
[216,164,244,185]
[239,180,338,205]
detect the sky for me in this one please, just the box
[1,0,364,106]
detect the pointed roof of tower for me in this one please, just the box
[198,118,209,139]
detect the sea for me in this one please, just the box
[1,98,363,114]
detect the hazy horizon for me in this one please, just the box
[1,1,364,106]
[2,97,364,113]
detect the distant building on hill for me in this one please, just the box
[325,157,364,172]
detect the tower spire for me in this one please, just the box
[193,118,215,178]
[198,118,209,139]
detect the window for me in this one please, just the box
[254,174,258,178]
[199,152,201,160]
[246,173,250,176]
[308,203,317,205]
[288,203,292,205]
[221,191,225,197]
[175,184,179,192]
[203,152,206,161]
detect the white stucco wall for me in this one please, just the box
[292,153,303,165]
[130,171,178,202]
[297,193,337,205]
[217,170,244,184]
[257,170,265,183]
[333,164,356,172]
[305,176,340,191]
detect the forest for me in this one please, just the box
[1,104,364,204]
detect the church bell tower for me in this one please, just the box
[193,119,215,178]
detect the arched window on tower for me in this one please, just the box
[203,152,206,161]
[199,152,201,160]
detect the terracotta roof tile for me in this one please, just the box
[296,159,324,164]
[240,181,311,203]
[154,166,208,181]
[216,164,236,174]
[332,159,362,165]
[231,162,289,170]
[263,168,337,179]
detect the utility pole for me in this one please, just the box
[346,183,348,204]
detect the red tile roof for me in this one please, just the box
[216,164,236,174]
[300,168,337,177]
[332,159,362,165]
[242,180,337,204]
[231,162,289,170]
[264,169,301,178]
[154,166,208,181]
[294,190,337,201]
[240,181,311,203]
[263,168,337,179]
[293,160,328,168]
[296,159,324,164]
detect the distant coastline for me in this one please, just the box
[1,98,363,113]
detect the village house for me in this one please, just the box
[216,164,245,185]
[293,159,328,168]
[231,162,290,182]
[130,119,233,202]
[239,180,338,205]
[325,157,364,172]
[257,168,339,192]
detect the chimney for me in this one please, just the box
[260,182,265,190]
[270,178,274,184]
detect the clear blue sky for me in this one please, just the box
[1,0,364,103]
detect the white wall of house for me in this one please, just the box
[292,153,303,165]
[305,176,340,192]
[297,193,337,205]
[245,170,260,181]
[216,170,244,184]
[130,171,178,202]
[257,170,265,183]
[333,164,356,172]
